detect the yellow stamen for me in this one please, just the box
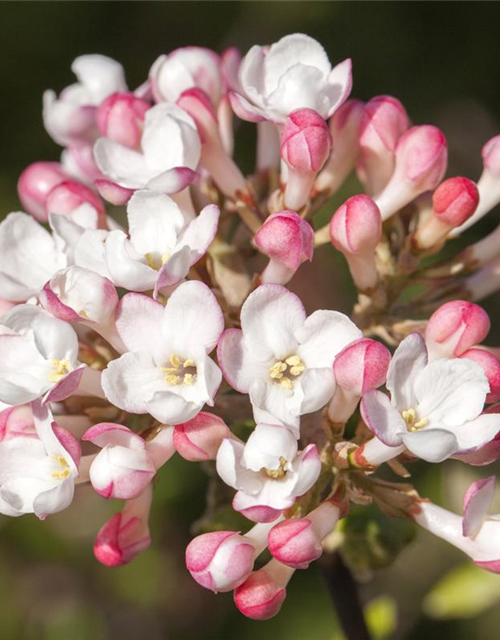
[162,354,197,386]
[51,454,71,480]
[265,456,288,479]
[165,374,182,385]
[402,408,429,432]
[170,354,181,368]
[269,354,306,388]
[279,378,293,390]
[183,373,195,385]
[48,359,72,383]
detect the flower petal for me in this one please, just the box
[463,476,496,538]
[115,293,165,357]
[217,329,270,394]
[387,333,428,411]
[401,428,458,463]
[296,310,361,368]
[360,390,406,446]
[453,413,500,453]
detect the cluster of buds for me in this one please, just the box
[3,32,500,623]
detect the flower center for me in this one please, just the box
[51,454,71,480]
[402,408,429,432]
[264,456,288,479]
[48,359,72,383]
[269,355,306,390]
[162,353,197,386]
[145,251,171,271]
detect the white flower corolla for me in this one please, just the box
[43,54,127,147]
[101,281,224,425]
[0,305,85,405]
[0,400,80,519]
[94,103,201,193]
[230,33,352,124]
[216,423,321,523]
[361,333,500,463]
[103,189,219,295]
[218,285,362,434]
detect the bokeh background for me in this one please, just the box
[1,2,500,639]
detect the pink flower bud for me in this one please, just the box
[255,210,314,285]
[375,125,448,220]
[268,502,341,569]
[414,177,479,249]
[461,349,500,404]
[177,88,247,199]
[96,92,150,148]
[186,531,256,593]
[17,162,71,222]
[94,486,153,567]
[356,95,410,196]
[281,108,332,210]
[329,195,382,290]
[173,412,230,462]
[426,300,491,360]
[45,180,105,217]
[316,99,364,193]
[233,559,295,620]
[329,338,391,422]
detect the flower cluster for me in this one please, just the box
[3,33,500,621]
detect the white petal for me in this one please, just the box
[94,138,152,188]
[154,246,191,295]
[291,444,321,496]
[217,329,270,394]
[295,367,336,414]
[176,204,220,258]
[73,229,111,278]
[453,413,500,453]
[401,428,458,463]
[387,333,428,411]
[267,64,328,118]
[216,438,263,494]
[115,293,165,358]
[0,335,51,404]
[463,476,496,538]
[360,390,406,446]
[105,230,157,291]
[34,476,75,518]
[242,423,298,472]
[71,55,126,103]
[249,379,299,435]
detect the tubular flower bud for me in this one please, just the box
[177,88,247,199]
[414,177,479,249]
[268,501,341,569]
[356,95,410,197]
[233,559,295,620]
[94,484,153,567]
[375,125,448,220]
[173,412,231,462]
[45,180,105,219]
[315,99,364,193]
[281,108,331,210]
[461,349,500,404]
[254,210,314,285]
[96,92,150,149]
[185,521,274,593]
[329,195,382,291]
[425,300,490,360]
[328,338,391,423]
[17,162,71,222]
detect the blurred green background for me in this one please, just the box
[1,2,500,639]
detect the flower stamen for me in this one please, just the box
[269,354,306,389]
[162,354,198,386]
[48,359,72,383]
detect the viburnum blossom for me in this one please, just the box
[3,32,500,627]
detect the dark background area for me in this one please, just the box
[1,2,500,639]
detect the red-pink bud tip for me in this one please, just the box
[46,180,105,217]
[395,125,448,185]
[281,108,332,173]
[267,518,322,569]
[233,569,287,620]
[255,210,314,270]
[426,300,491,358]
[359,95,410,152]
[329,194,382,254]
[96,92,150,148]
[173,412,230,462]
[334,338,391,395]
[94,512,150,567]
[17,162,71,221]
[432,177,479,226]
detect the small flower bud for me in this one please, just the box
[96,92,150,148]
[255,210,314,285]
[375,125,448,220]
[461,349,500,404]
[329,338,391,422]
[426,300,490,360]
[45,180,105,218]
[329,195,382,291]
[233,559,295,620]
[173,412,230,462]
[356,95,410,196]
[94,486,153,567]
[315,99,364,193]
[414,177,479,249]
[17,162,70,222]
[281,108,332,210]
[186,531,256,593]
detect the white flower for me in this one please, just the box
[101,281,224,424]
[218,285,362,433]
[361,333,500,463]
[230,33,351,123]
[0,305,85,405]
[43,54,127,147]
[103,189,219,295]
[0,400,80,518]
[216,423,321,523]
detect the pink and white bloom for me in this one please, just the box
[254,210,314,285]
[94,483,153,567]
[82,423,175,500]
[173,412,231,462]
[230,33,351,124]
[0,400,80,518]
[0,305,85,405]
[94,103,200,203]
[17,162,71,222]
[43,54,127,147]
[96,92,150,149]
[218,285,361,431]
[101,281,224,424]
[216,422,321,523]
[425,300,490,360]
[103,189,219,294]
[186,521,276,593]
[360,333,500,464]
[413,476,500,573]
